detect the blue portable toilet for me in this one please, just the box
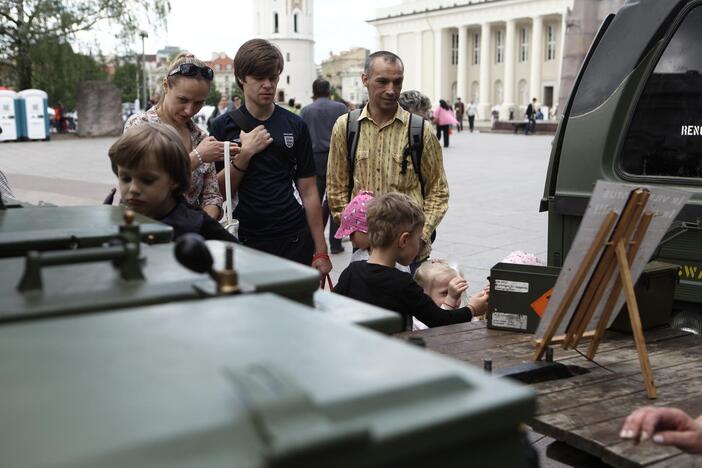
[18,89,49,140]
[0,90,22,142]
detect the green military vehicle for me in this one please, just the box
[543,0,702,309]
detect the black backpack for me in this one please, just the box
[345,109,426,200]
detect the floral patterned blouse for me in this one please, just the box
[124,108,223,211]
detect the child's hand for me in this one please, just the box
[468,290,489,319]
[447,277,469,305]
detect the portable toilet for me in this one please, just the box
[17,89,49,140]
[0,90,21,142]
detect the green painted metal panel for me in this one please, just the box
[313,289,403,334]
[0,241,320,322]
[0,205,173,257]
[0,294,535,468]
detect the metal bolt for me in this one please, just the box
[484,359,492,373]
[546,346,554,363]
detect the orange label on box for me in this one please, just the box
[530,287,554,317]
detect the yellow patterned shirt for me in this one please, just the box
[327,105,449,260]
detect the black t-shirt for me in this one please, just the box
[210,105,316,238]
[334,261,472,328]
[159,198,238,243]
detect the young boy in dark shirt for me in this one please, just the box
[334,192,476,329]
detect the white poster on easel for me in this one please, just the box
[535,181,691,340]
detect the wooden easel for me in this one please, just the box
[533,188,657,399]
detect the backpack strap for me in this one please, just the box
[345,108,363,200]
[407,113,425,196]
[228,107,255,133]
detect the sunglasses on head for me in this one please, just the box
[168,63,214,81]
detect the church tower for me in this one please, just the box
[255,0,315,106]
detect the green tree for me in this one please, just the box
[30,37,105,109]
[0,0,169,90]
[112,60,141,103]
[206,86,221,106]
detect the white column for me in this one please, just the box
[555,13,567,116]
[478,23,491,119]
[501,19,516,120]
[434,28,446,103]
[457,25,468,102]
[415,31,423,90]
[530,15,543,103]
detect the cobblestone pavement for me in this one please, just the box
[1,129,553,293]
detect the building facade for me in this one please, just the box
[340,66,368,105]
[255,0,316,105]
[370,0,573,120]
[320,47,369,97]
[205,53,236,98]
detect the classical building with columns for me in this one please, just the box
[369,0,573,120]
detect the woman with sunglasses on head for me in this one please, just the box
[124,52,231,220]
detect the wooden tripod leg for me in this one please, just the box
[563,190,649,349]
[533,211,618,361]
[615,240,656,399]
[587,212,654,360]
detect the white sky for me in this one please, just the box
[78,0,401,63]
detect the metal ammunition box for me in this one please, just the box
[314,289,403,334]
[0,293,535,468]
[488,261,680,333]
[488,263,561,333]
[0,240,320,323]
[0,205,173,257]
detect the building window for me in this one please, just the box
[495,30,504,64]
[286,75,290,85]
[274,13,279,33]
[226,63,232,71]
[519,27,529,62]
[451,32,459,65]
[215,64,221,71]
[546,24,556,61]
[294,13,298,33]
[473,33,480,65]
[286,52,290,62]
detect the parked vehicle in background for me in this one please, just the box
[542,0,702,318]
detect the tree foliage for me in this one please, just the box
[30,37,106,109]
[0,0,169,90]
[111,60,141,104]
[206,86,221,107]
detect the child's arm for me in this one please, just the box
[405,280,472,327]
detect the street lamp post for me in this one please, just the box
[140,31,149,109]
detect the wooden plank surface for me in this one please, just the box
[400,321,702,467]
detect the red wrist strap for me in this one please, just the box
[312,252,330,263]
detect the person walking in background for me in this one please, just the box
[454,97,465,132]
[232,96,242,110]
[125,52,225,220]
[434,99,458,148]
[466,100,477,132]
[525,97,537,135]
[207,95,230,134]
[300,78,348,254]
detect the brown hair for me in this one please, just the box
[108,123,191,197]
[234,39,284,88]
[160,52,212,104]
[366,192,424,249]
